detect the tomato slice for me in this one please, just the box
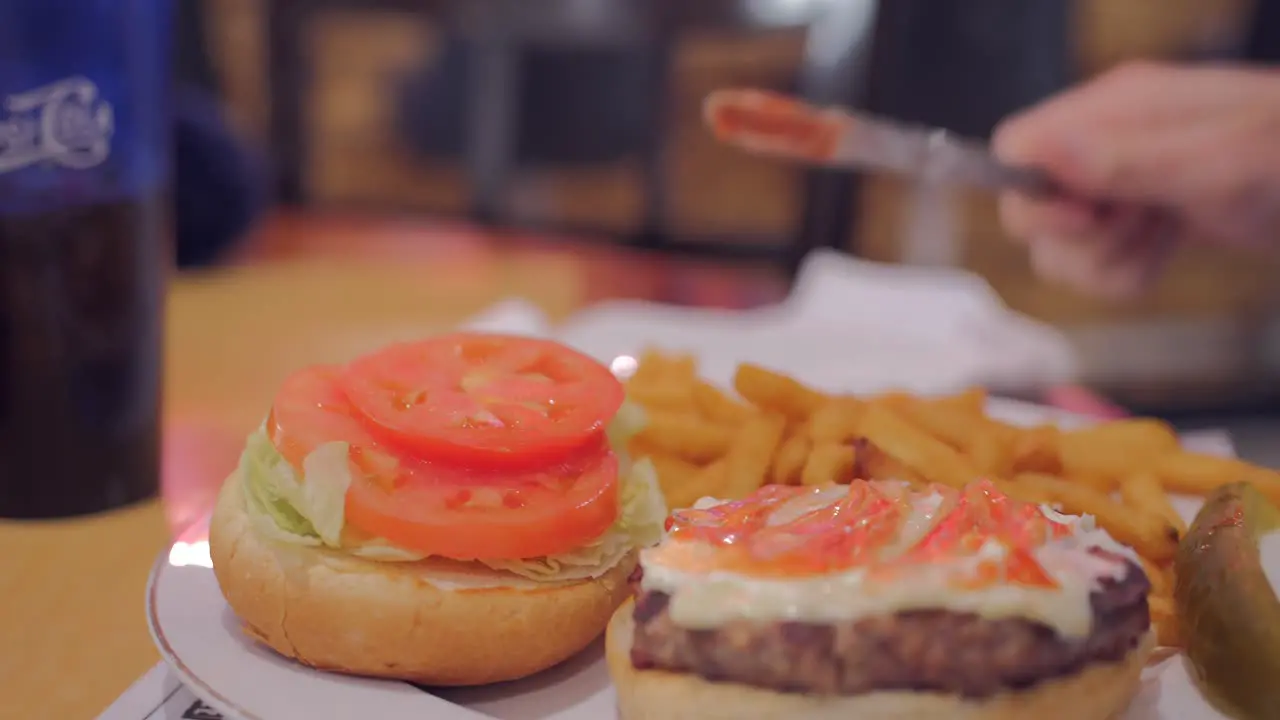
[267,365,383,470]
[338,333,624,469]
[345,445,619,560]
[266,363,621,560]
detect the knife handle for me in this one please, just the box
[936,134,1065,198]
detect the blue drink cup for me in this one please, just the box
[0,1,173,518]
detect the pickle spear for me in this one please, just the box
[1176,482,1280,719]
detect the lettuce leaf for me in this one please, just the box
[607,401,647,465]
[238,401,666,580]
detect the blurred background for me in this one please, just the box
[190,0,1278,421]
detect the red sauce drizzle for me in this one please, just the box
[664,480,1071,588]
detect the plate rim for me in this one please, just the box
[145,536,492,719]
[146,549,264,720]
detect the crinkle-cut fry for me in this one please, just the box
[691,380,754,426]
[666,459,728,510]
[1156,450,1280,507]
[1059,418,1180,478]
[634,410,733,463]
[802,442,857,486]
[857,403,983,490]
[732,363,827,421]
[625,382,695,412]
[807,399,863,444]
[772,432,811,485]
[1014,472,1179,563]
[1120,472,1188,536]
[723,413,788,499]
[1149,595,1183,648]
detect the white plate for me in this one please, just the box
[148,397,1235,720]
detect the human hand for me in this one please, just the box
[992,62,1280,299]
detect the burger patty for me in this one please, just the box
[627,551,1151,698]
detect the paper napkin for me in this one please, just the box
[556,249,1079,394]
[458,298,553,336]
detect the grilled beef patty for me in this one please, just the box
[627,551,1150,698]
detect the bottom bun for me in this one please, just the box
[209,474,636,686]
[606,599,1154,720]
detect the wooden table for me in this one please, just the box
[0,211,787,720]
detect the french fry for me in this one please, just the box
[691,380,754,427]
[887,394,1014,477]
[856,439,927,484]
[627,349,666,386]
[1014,473,1179,562]
[802,442,857,486]
[938,386,989,415]
[627,437,665,462]
[1058,418,1180,478]
[1008,425,1063,475]
[1137,556,1171,597]
[1121,472,1188,536]
[634,411,733,463]
[1070,473,1117,494]
[625,382,694,412]
[858,403,983,490]
[733,363,827,421]
[808,399,862,444]
[665,459,728,510]
[871,391,916,412]
[891,394,990,450]
[646,453,702,506]
[667,355,697,383]
[968,431,1014,477]
[772,432,811,485]
[996,478,1056,506]
[1149,595,1183,648]
[722,413,788,499]
[1156,451,1280,507]
[630,348,695,386]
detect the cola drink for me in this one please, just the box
[0,4,172,518]
[0,196,165,517]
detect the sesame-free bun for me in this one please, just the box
[606,599,1154,720]
[209,473,636,686]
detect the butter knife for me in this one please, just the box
[703,89,1061,197]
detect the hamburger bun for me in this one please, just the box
[606,599,1154,720]
[209,473,636,686]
